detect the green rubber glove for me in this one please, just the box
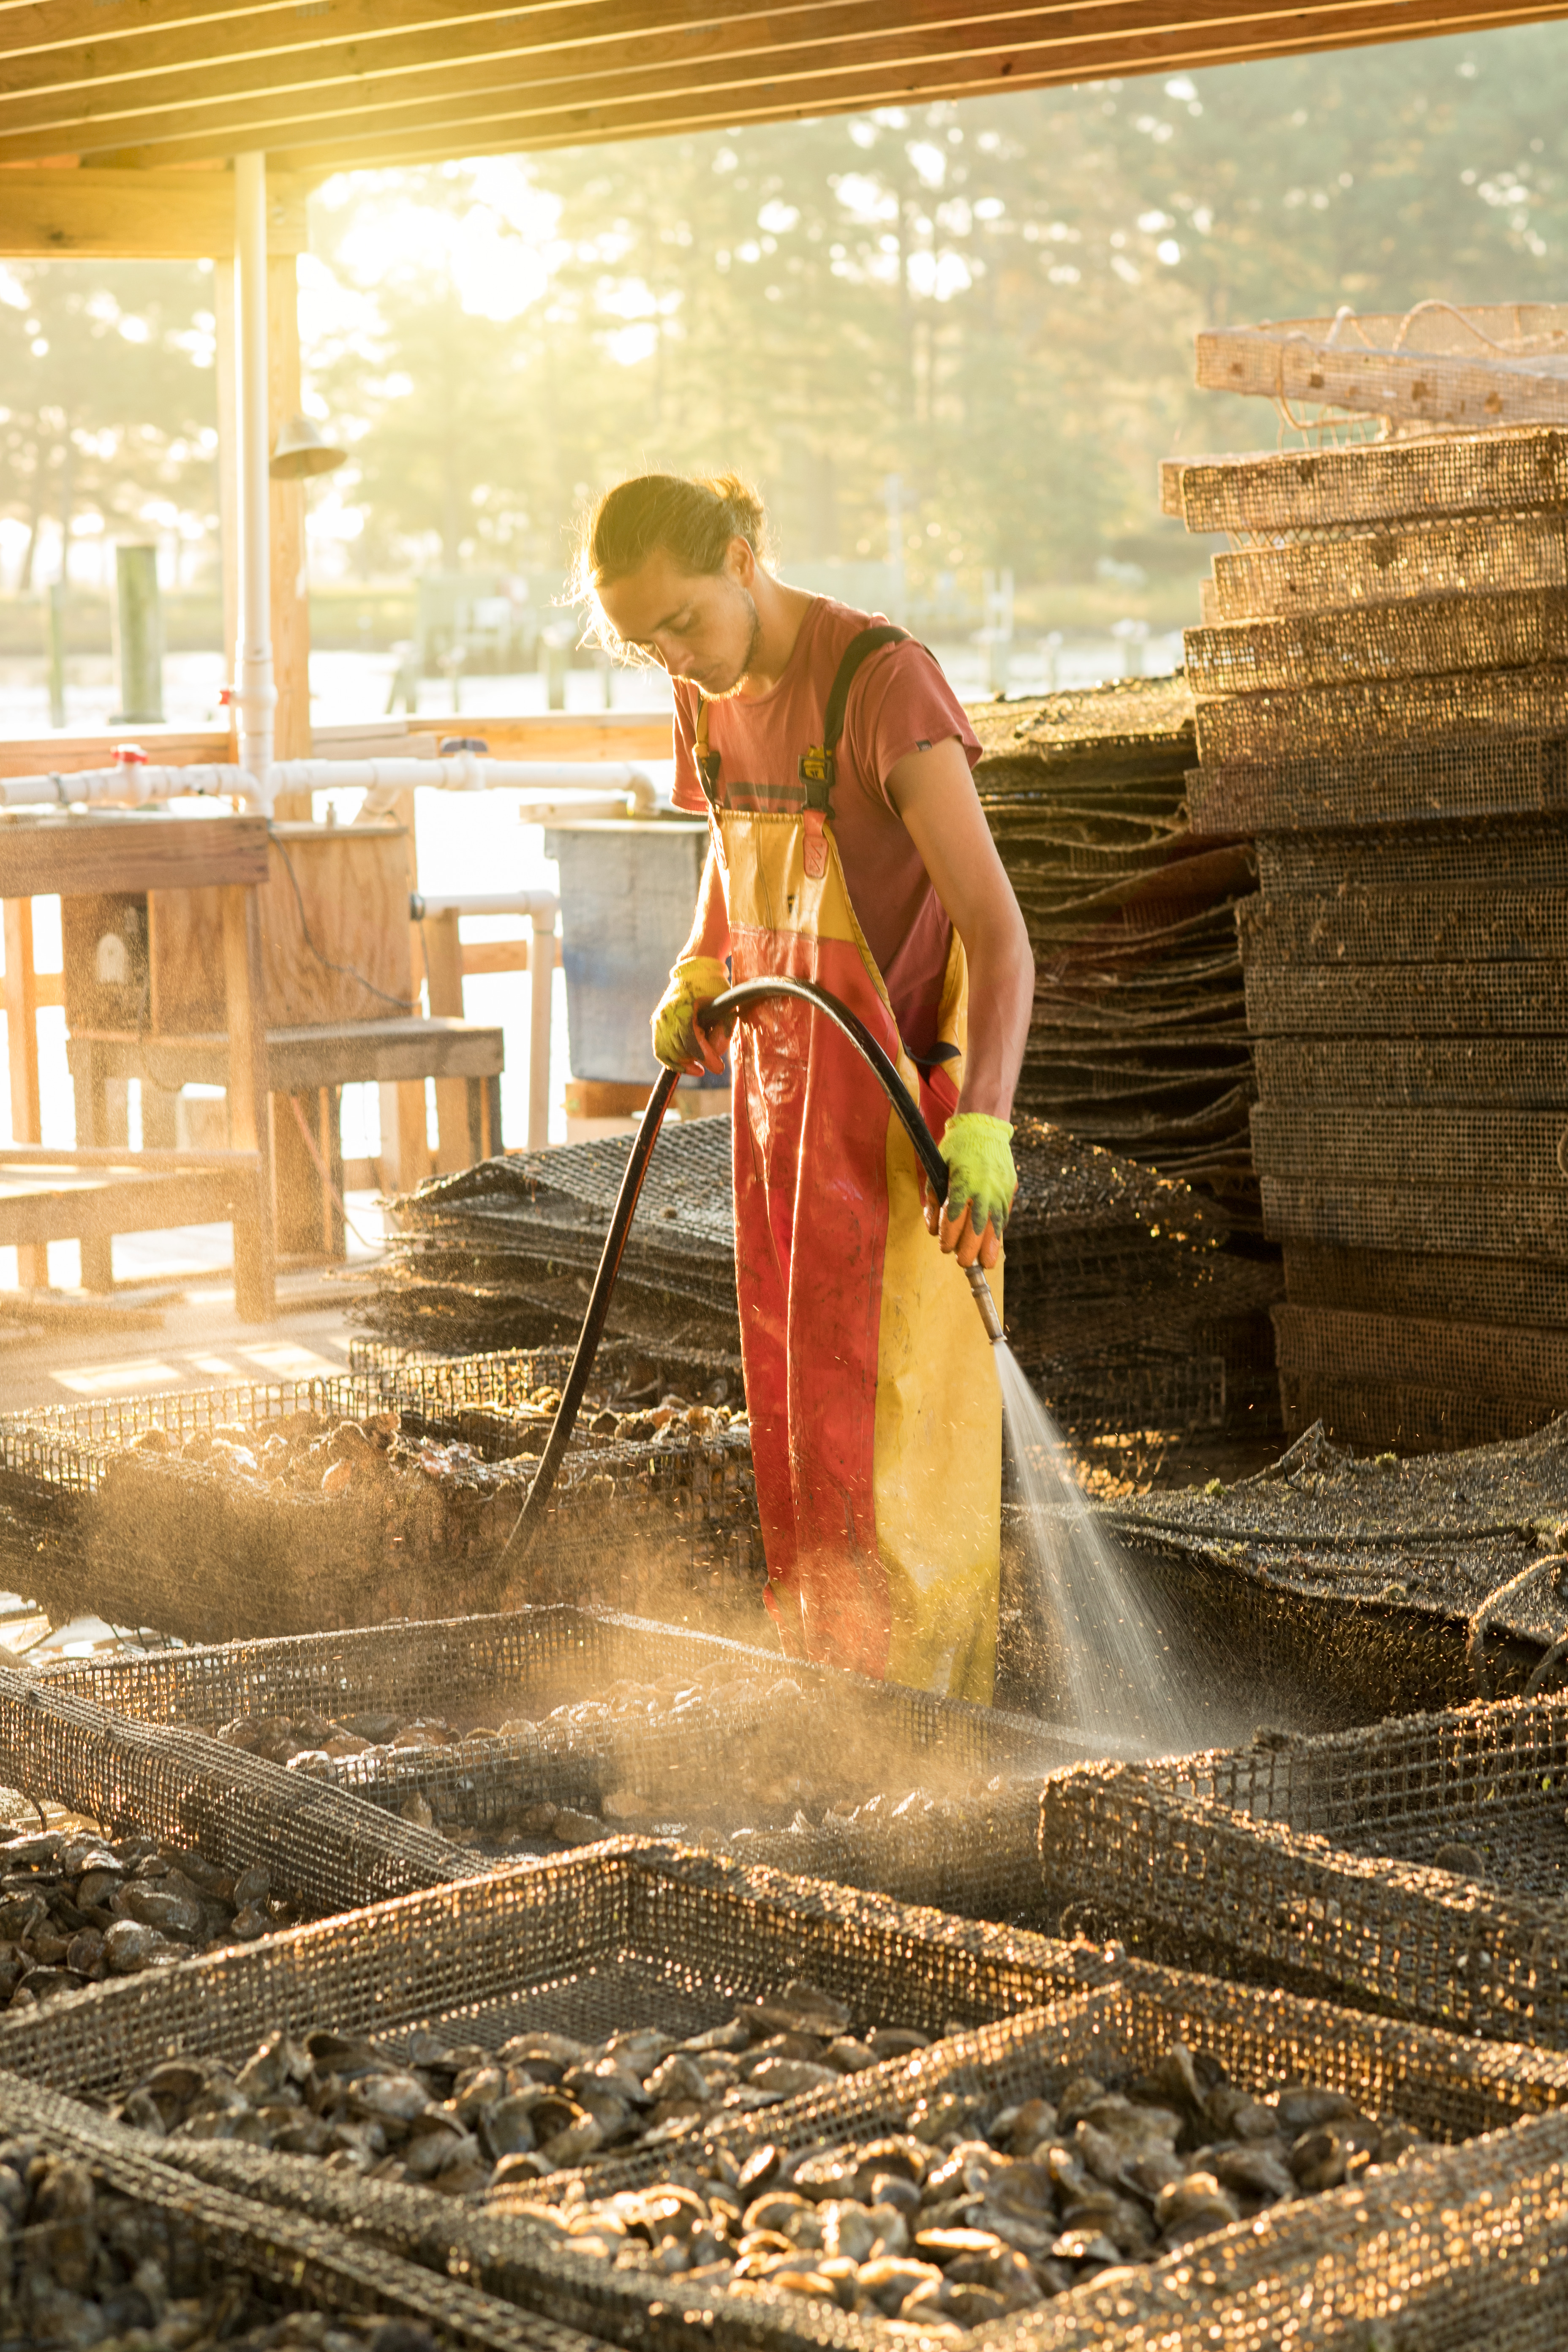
[651,956,730,1071]
[939,1112,1017,1239]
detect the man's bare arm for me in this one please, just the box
[887,737,1033,1121]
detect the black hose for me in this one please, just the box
[495,976,955,1569]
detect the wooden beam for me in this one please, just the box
[0,727,229,779]
[253,0,1568,172]
[422,909,473,1175]
[0,169,307,258]
[0,0,1559,168]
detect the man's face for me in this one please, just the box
[598,538,759,697]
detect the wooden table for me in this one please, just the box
[0,808,275,1318]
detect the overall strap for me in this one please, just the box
[798,624,911,814]
[692,695,723,807]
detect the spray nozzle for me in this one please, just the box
[965,1261,1004,1346]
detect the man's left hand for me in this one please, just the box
[923,1111,1015,1271]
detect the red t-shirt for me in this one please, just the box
[671,598,980,1064]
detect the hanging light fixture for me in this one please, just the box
[269,413,347,479]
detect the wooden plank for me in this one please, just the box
[0,167,307,257]
[0,728,229,779]
[15,0,1565,169]
[75,1016,505,1091]
[214,257,239,765]
[150,823,414,1031]
[444,711,671,762]
[0,1166,260,1249]
[0,815,269,901]
[269,250,312,782]
[1,895,47,1286]
[460,940,531,977]
[0,1143,259,1167]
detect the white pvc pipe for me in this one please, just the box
[0,765,250,809]
[409,890,561,921]
[234,151,276,791]
[271,756,656,803]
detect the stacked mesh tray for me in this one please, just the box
[0,1350,762,1644]
[970,675,1261,1224]
[361,1105,1280,1443]
[1169,422,1568,1450]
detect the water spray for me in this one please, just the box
[498,974,1001,1567]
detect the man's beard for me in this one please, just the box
[706,590,762,699]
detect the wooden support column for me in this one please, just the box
[2,899,48,1288]
[268,252,312,792]
[423,909,473,1174]
[220,882,276,1320]
[215,244,310,787]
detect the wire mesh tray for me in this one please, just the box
[1037,1760,1568,2048]
[0,1361,762,1643]
[1244,958,1568,1037]
[1187,736,1568,837]
[1255,812,1568,897]
[1241,885,1568,969]
[8,1844,1568,2352]
[1251,1104,1568,1192]
[1163,424,1568,536]
[0,2069,588,2352]
[1196,662,1568,767]
[1283,1237,1568,1331]
[1187,583,1568,697]
[1277,1375,1559,1455]
[0,1658,488,1921]
[1272,1303,1568,1410]
[1255,1034,1568,1108]
[1206,511,1568,623]
[29,1604,1085,1888]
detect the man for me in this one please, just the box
[577,471,1033,1701]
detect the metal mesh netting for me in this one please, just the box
[1271,1308,1568,1452]
[1206,510,1568,621]
[1187,737,1568,837]
[1187,583,1568,698]
[0,2069,596,2352]
[1243,884,1568,967]
[1163,422,1568,536]
[0,1356,761,1644]
[8,1843,1568,2352]
[361,1113,1276,1447]
[1107,1415,1568,1660]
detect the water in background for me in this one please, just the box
[996,1340,1210,1757]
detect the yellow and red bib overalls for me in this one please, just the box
[694,635,1002,1702]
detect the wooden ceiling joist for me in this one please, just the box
[0,0,1554,177]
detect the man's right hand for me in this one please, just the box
[652,956,731,1073]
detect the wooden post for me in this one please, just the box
[528,913,555,1152]
[268,251,312,794]
[220,882,276,1319]
[2,899,48,1289]
[214,257,240,768]
[423,908,472,1175]
[112,544,165,723]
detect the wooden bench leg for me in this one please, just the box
[72,1039,114,1294]
[221,883,275,1321]
[3,897,49,1291]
